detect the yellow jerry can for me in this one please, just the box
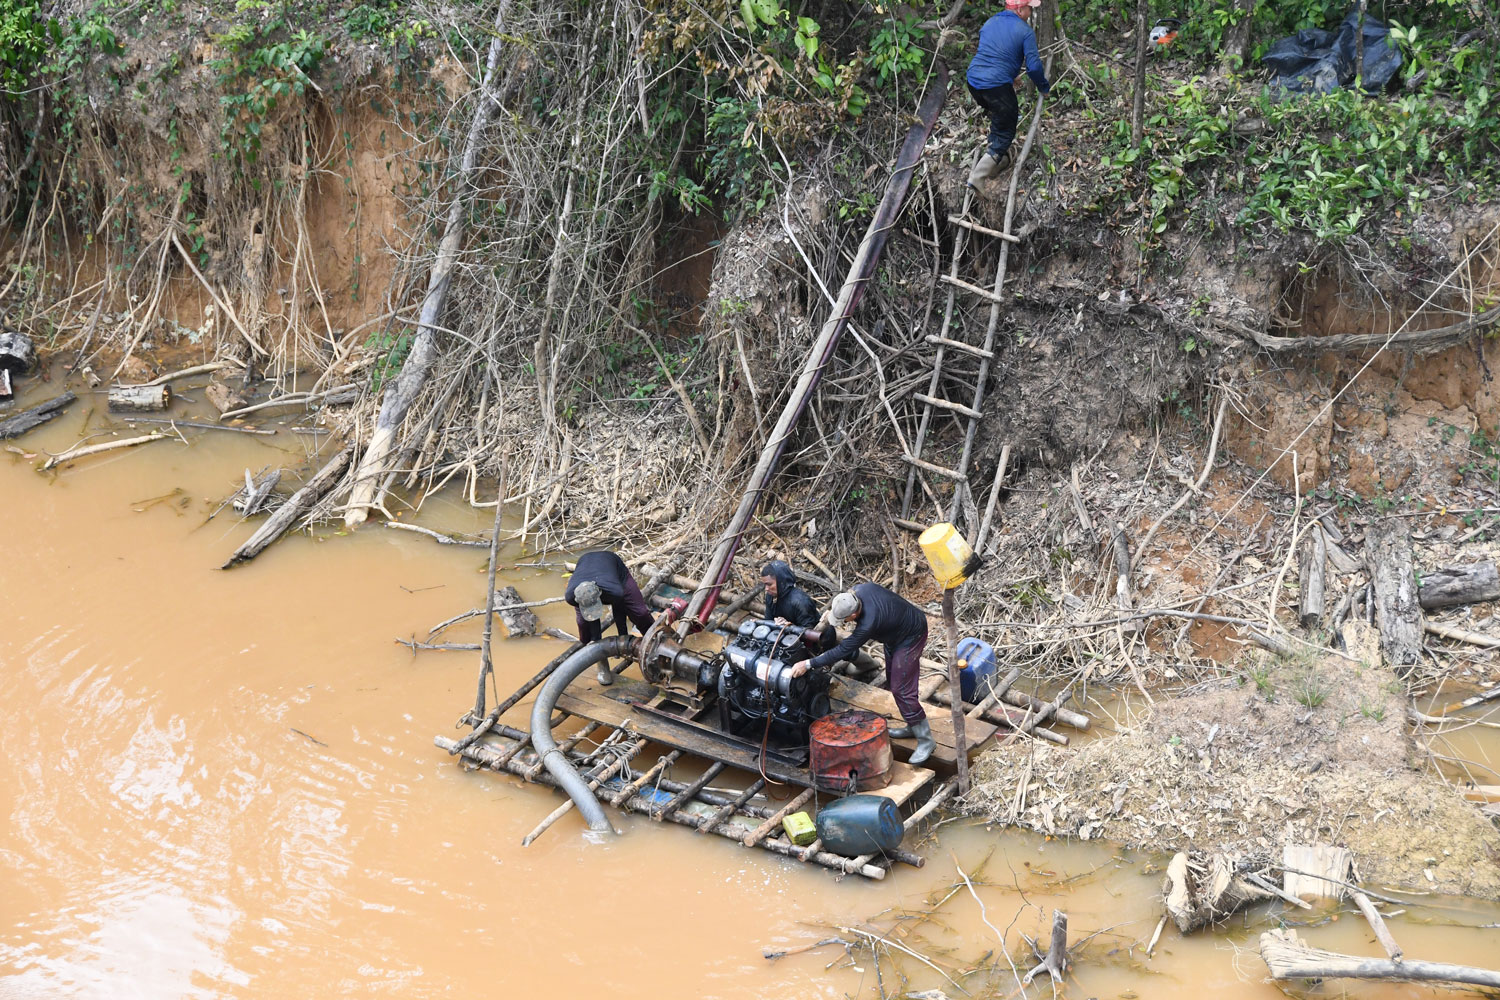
[918,522,981,590]
[783,810,817,846]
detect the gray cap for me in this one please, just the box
[829,591,860,621]
[574,580,606,621]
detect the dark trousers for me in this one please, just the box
[576,576,654,644]
[968,82,1019,160]
[885,625,929,726]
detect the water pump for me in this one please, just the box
[696,618,832,745]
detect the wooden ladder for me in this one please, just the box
[900,89,1048,550]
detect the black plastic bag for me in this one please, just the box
[1262,9,1402,94]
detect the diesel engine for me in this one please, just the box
[696,618,832,746]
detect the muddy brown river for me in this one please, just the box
[3,391,1497,998]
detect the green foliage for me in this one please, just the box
[0,1,53,93]
[868,15,927,86]
[212,4,327,171]
[365,326,412,392]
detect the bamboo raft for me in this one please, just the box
[435,594,1092,880]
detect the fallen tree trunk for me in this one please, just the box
[223,447,351,568]
[0,391,75,438]
[1418,560,1500,610]
[1366,519,1423,673]
[1260,927,1500,989]
[108,384,172,411]
[343,1,512,528]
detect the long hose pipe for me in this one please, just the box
[529,634,637,834]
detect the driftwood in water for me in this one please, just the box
[1022,910,1069,985]
[42,431,166,470]
[1299,528,1326,627]
[1366,519,1423,673]
[1163,851,1277,932]
[1260,927,1500,989]
[493,584,538,637]
[1418,560,1500,610]
[233,468,281,515]
[108,384,171,412]
[0,391,75,438]
[222,447,351,568]
[1351,891,1402,962]
[342,1,513,527]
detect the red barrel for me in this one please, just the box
[809,710,892,792]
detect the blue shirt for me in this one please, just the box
[967,10,1050,93]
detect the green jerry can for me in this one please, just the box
[782,810,817,846]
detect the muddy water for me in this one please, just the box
[2,389,1498,999]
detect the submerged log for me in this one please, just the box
[223,447,351,569]
[1366,519,1424,673]
[1418,560,1500,610]
[1260,927,1500,989]
[0,391,75,439]
[108,384,171,412]
[493,584,538,637]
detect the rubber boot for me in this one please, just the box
[906,719,937,766]
[888,719,917,739]
[597,661,615,687]
[966,151,998,188]
[967,149,1011,187]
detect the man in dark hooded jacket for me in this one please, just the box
[761,560,820,628]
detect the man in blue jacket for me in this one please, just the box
[966,0,1051,187]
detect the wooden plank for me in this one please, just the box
[925,334,994,359]
[947,214,1019,242]
[940,273,1006,304]
[914,393,982,419]
[830,675,998,767]
[554,674,933,804]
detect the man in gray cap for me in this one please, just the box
[564,550,657,685]
[792,582,936,765]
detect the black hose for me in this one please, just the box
[529,634,636,834]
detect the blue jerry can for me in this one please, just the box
[815,794,903,856]
[956,637,997,703]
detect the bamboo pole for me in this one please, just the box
[684,67,950,623]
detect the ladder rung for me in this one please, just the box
[940,274,1006,305]
[901,453,967,481]
[915,393,982,419]
[925,334,994,360]
[947,215,1020,243]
